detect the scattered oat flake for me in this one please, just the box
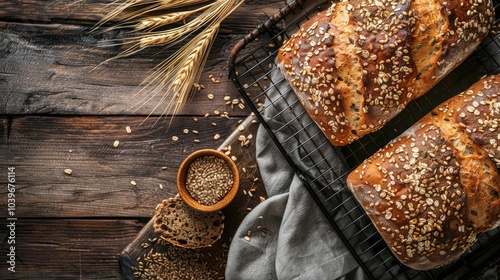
[183,129,189,134]
[64,169,73,175]
[231,156,237,161]
[131,180,137,186]
[244,235,251,241]
[172,136,179,141]
[126,126,132,133]
[214,134,221,140]
[207,94,214,100]
[161,166,168,170]
[159,184,164,190]
[113,140,120,147]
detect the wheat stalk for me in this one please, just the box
[93,0,211,32]
[94,0,244,122]
[127,23,219,124]
[99,0,238,65]
[136,11,194,31]
[133,0,244,120]
[159,24,219,117]
[135,4,214,32]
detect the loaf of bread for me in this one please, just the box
[277,0,493,146]
[346,75,500,270]
[153,197,224,249]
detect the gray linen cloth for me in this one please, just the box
[225,1,367,277]
[225,64,366,279]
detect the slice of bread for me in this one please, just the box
[153,197,225,249]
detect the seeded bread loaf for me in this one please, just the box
[277,0,493,146]
[153,197,224,249]
[346,75,500,270]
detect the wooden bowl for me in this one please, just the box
[177,149,239,212]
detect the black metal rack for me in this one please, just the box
[228,1,500,279]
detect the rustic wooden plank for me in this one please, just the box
[0,0,282,28]
[0,218,147,279]
[0,117,7,144]
[0,0,283,116]
[0,114,262,218]
[0,0,120,24]
[119,115,267,280]
[0,21,254,116]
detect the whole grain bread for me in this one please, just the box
[277,0,493,146]
[347,75,500,270]
[153,197,224,249]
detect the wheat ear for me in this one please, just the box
[98,0,237,65]
[130,0,244,121]
[135,4,214,32]
[93,0,211,32]
[129,23,219,122]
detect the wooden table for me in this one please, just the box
[0,1,284,278]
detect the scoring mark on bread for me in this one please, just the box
[277,0,493,146]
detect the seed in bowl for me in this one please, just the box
[185,155,234,206]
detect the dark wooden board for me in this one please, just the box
[0,0,282,27]
[119,115,268,280]
[0,115,256,218]
[0,114,268,279]
[0,218,148,279]
[0,0,283,116]
[0,1,279,279]
[0,0,122,24]
[0,21,251,116]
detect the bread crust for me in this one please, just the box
[153,197,224,249]
[346,75,500,270]
[277,0,493,146]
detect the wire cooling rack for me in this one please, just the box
[229,1,500,279]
